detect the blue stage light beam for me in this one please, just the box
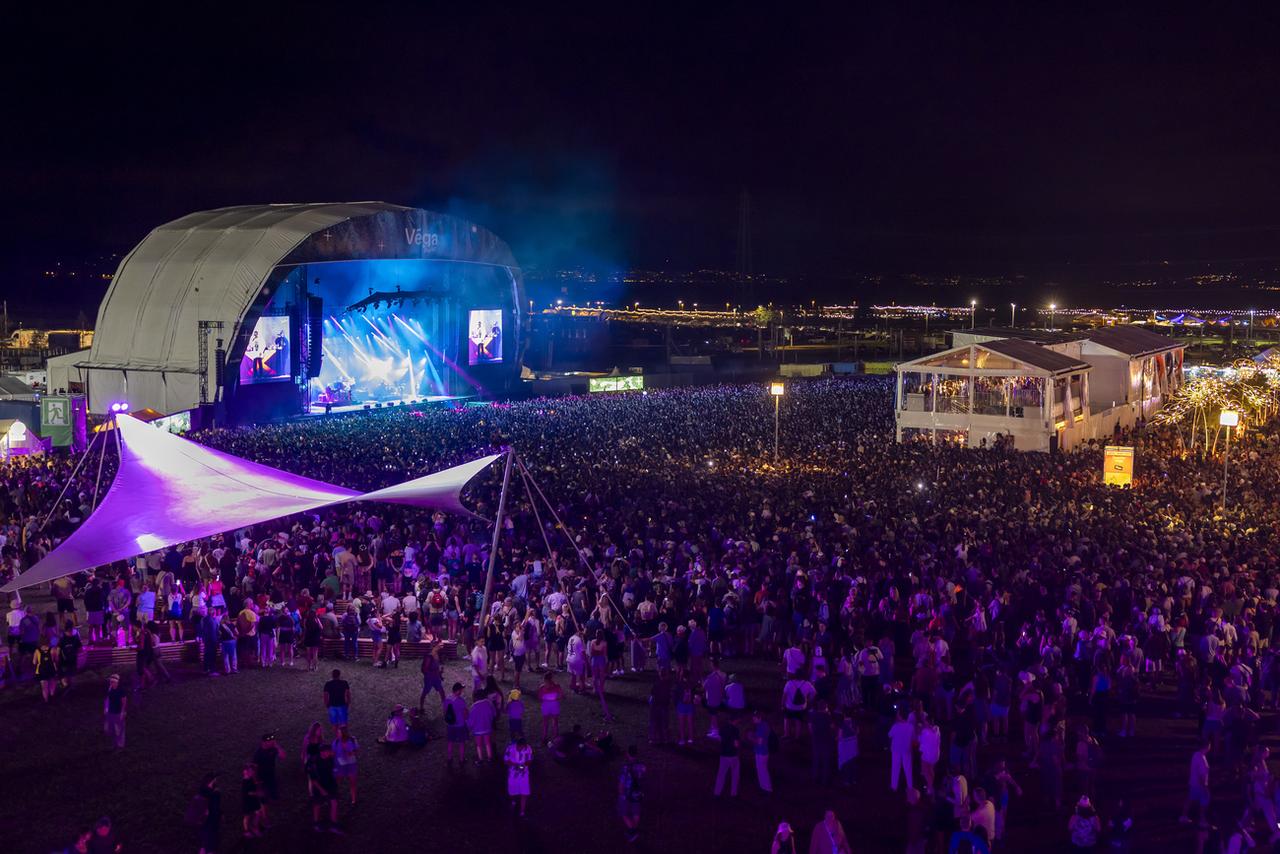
[421,351,445,396]
[393,314,430,345]
[360,314,403,353]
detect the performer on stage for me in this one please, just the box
[244,330,268,380]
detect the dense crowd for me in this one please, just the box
[5,375,1280,851]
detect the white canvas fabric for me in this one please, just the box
[1,415,499,592]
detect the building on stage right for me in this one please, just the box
[894,324,1184,452]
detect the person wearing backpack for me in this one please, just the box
[750,708,776,793]
[340,607,359,661]
[617,745,645,842]
[33,636,57,702]
[782,674,815,740]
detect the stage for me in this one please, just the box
[304,394,470,417]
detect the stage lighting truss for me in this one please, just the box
[343,288,447,316]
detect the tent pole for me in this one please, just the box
[518,457,581,634]
[90,415,113,510]
[38,427,101,533]
[479,448,515,628]
[517,455,639,638]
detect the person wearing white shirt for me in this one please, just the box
[782,643,805,677]
[918,716,942,793]
[969,789,996,841]
[725,675,746,711]
[6,600,26,654]
[470,641,488,691]
[888,709,915,792]
[566,630,587,693]
[1180,740,1211,827]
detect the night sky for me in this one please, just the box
[6,7,1280,308]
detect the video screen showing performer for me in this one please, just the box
[468,309,503,365]
[239,316,293,384]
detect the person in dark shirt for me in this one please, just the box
[198,610,219,675]
[103,674,127,749]
[240,762,265,839]
[905,786,931,852]
[257,609,277,667]
[87,816,120,854]
[951,696,978,780]
[196,773,221,854]
[253,733,286,801]
[809,700,836,785]
[59,621,83,688]
[323,669,351,730]
[713,713,741,796]
[307,743,341,832]
[83,580,106,644]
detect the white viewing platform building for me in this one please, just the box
[893,325,1184,452]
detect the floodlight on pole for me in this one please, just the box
[1010,303,1016,328]
[1049,303,1057,330]
[1220,409,1239,510]
[770,381,785,462]
[970,299,977,329]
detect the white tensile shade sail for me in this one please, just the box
[2,415,499,592]
[359,454,502,514]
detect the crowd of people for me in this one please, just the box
[5,375,1280,851]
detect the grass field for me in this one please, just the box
[0,625,1242,853]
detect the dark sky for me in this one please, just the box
[7,6,1280,294]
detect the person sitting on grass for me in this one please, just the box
[377,704,409,750]
[551,724,614,762]
[407,706,429,747]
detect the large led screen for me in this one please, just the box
[468,309,503,365]
[239,315,292,385]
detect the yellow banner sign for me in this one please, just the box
[1103,445,1134,487]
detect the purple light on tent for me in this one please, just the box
[1,416,499,592]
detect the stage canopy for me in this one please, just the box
[81,202,524,415]
[2,415,499,592]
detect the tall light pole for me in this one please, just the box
[1049,303,1057,330]
[1010,303,1016,328]
[770,381,785,462]
[970,299,977,329]
[1250,309,1255,341]
[1220,410,1239,510]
